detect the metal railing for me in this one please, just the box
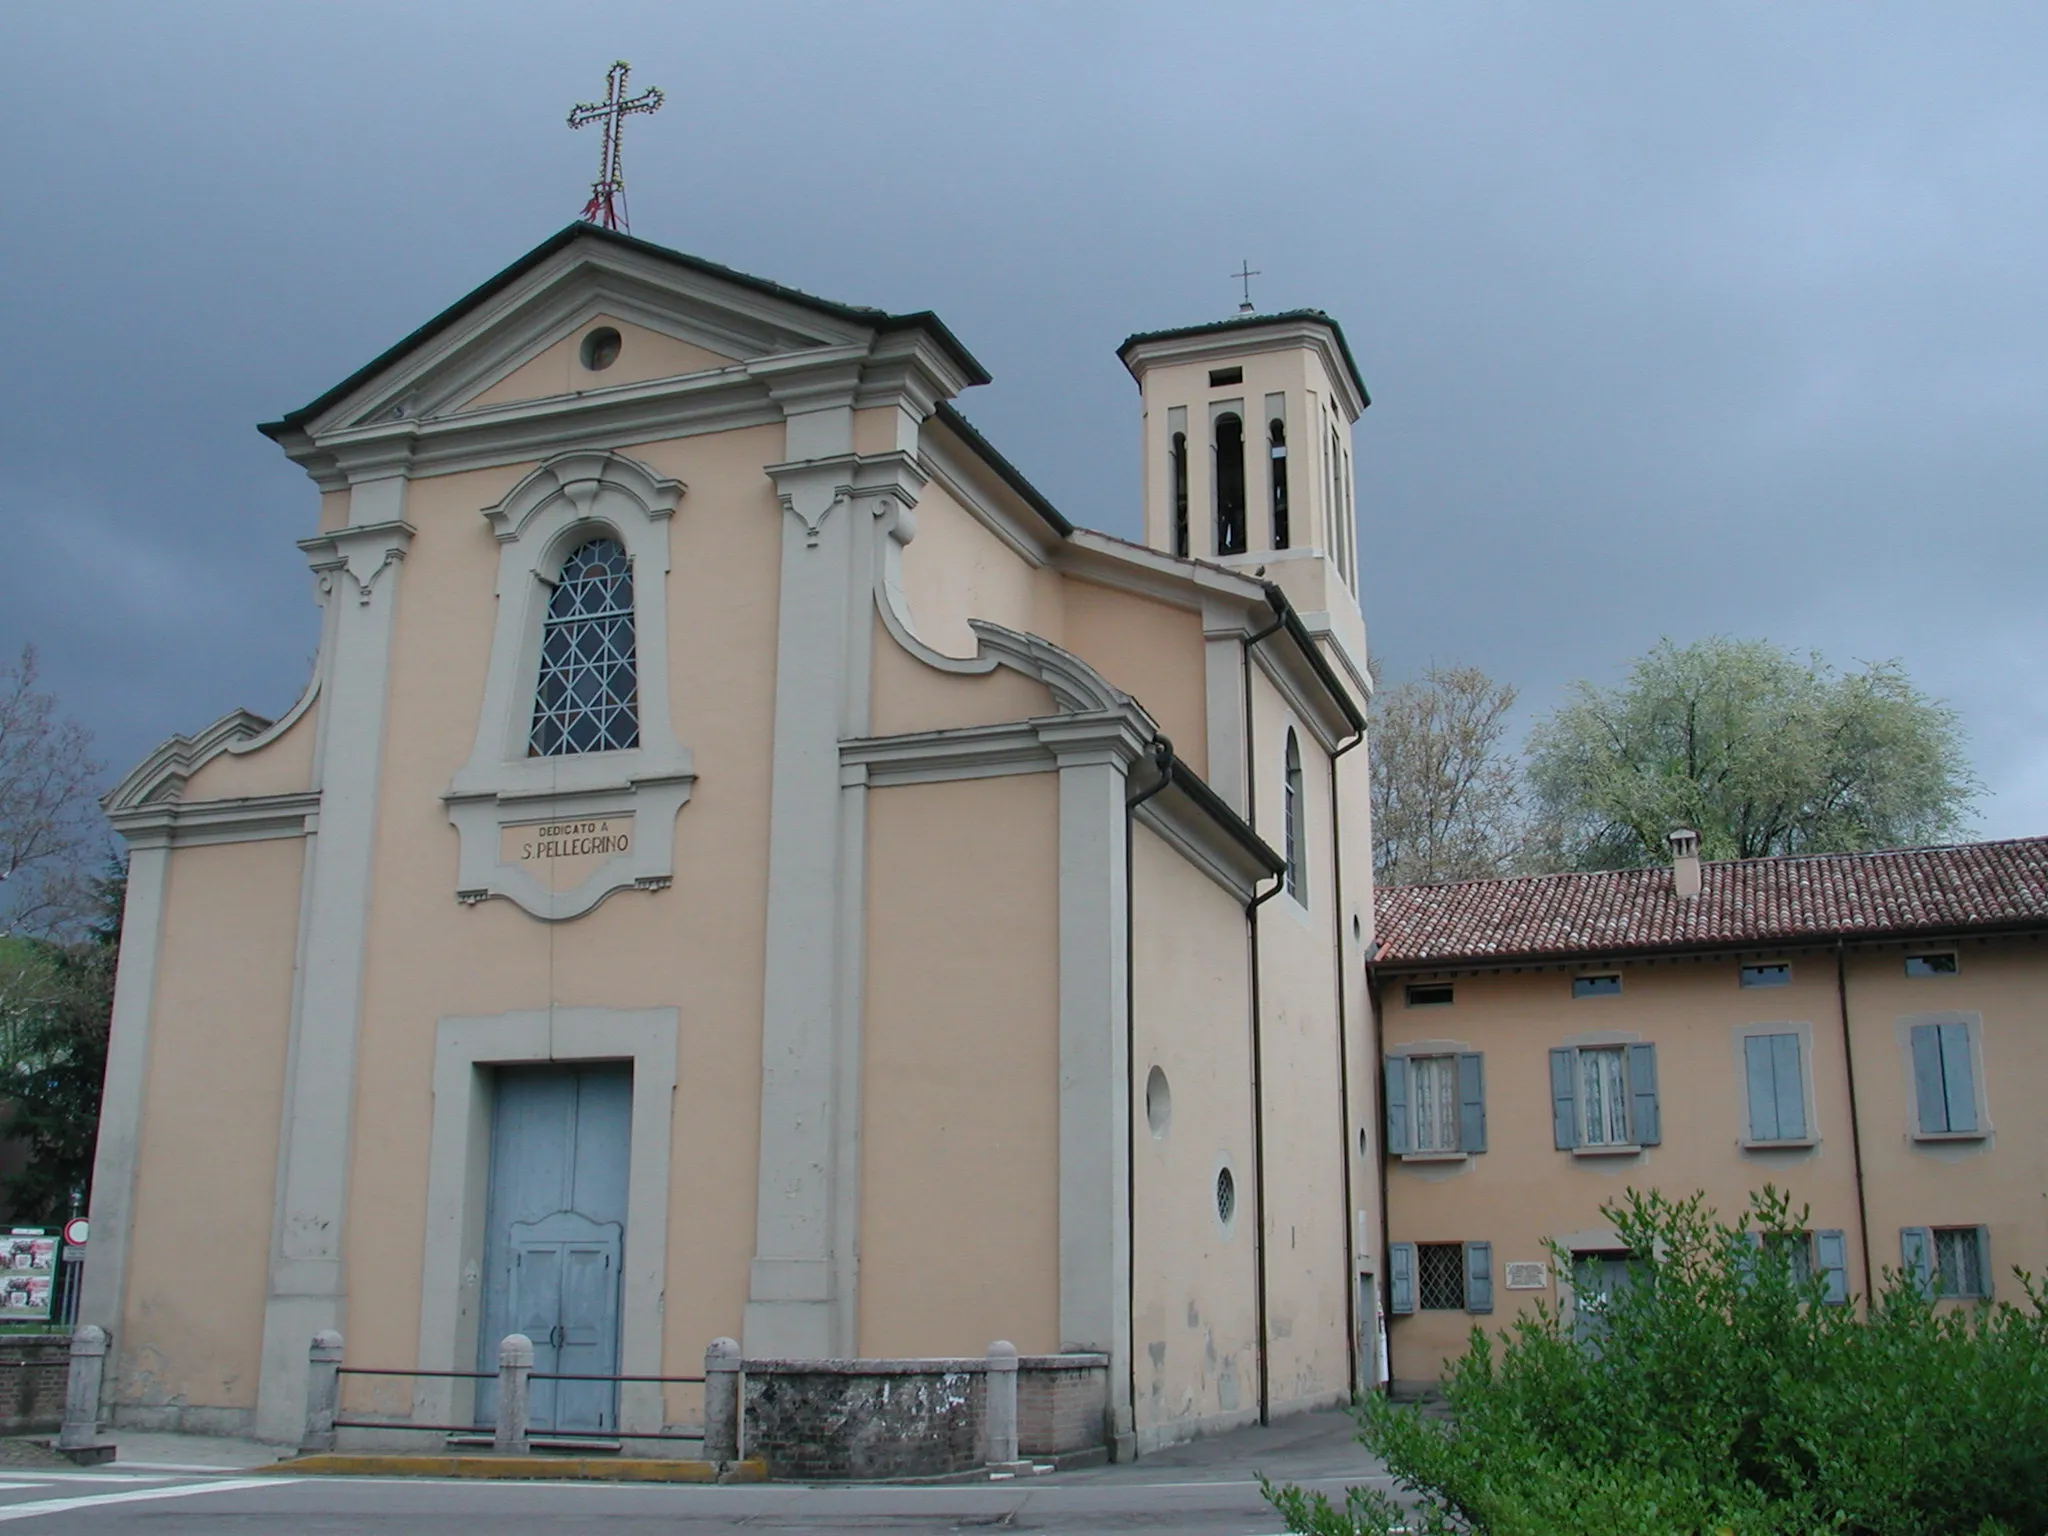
[302,1332,740,1460]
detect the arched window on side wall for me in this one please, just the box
[1284,728,1305,902]
[1215,412,1246,556]
[1171,431,1190,558]
[1269,418,1289,548]
[529,535,639,756]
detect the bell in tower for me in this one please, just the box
[1117,308,1370,607]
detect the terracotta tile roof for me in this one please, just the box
[1372,837,2048,967]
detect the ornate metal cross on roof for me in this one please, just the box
[1233,260,1262,314]
[568,60,664,233]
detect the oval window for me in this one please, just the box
[1145,1066,1172,1139]
[580,326,623,371]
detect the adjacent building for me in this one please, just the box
[1371,831,2048,1389]
[83,224,1381,1453]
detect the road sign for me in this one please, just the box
[62,1218,88,1248]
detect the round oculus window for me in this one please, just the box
[580,326,623,371]
[1215,1166,1236,1225]
[1145,1066,1172,1139]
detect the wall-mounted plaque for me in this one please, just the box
[1504,1261,1550,1291]
[499,816,635,894]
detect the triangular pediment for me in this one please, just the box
[270,225,961,442]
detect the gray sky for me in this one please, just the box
[4,3,2044,837]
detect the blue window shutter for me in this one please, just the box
[1628,1042,1661,1146]
[1938,1022,1978,1134]
[1735,1231,1761,1289]
[1465,1241,1494,1314]
[1389,1243,1415,1315]
[1549,1048,1577,1150]
[1900,1227,1934,1298]
[1814,1229,1849,1305]
[1974,1226,1992,1300]
[1383,1056,1411,1156]
[1910,1024,1947,1133]
[1744,1034,1778,1141]
[1458,1053,1487,1154]
[1772,1033,1806,1141]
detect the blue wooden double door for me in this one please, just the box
[479,1064,631,1436]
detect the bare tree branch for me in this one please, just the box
[0,647,105,938]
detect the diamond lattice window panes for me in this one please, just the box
[529,537,640,756]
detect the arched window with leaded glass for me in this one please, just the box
[529,535,639,756]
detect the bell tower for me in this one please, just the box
[1118,311,1369,601]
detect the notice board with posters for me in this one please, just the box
[0,1231,55,1321]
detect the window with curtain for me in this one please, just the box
[529,536,639,756]
[1410,1055,1459,1153]
[1578,1046,1630,1146]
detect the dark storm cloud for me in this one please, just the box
[3,3,2043,831]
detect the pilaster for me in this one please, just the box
[75,841,171,1373]
[253,505,413,1441]
[1044,717,1143,1447]
[744,389,927,1355]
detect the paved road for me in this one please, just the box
[0,1410,1391,1533]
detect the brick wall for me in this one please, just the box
[0,1335,69,1434]
[1017,1353,1109,1458]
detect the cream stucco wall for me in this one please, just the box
[1130,824,1259,1438]
[1843,939,2048,1305]
[1242,669,1355,1412]
[893,469,1062,659]
[118,836,303,1421]
[1061,579,1209,781]
[1381,955,1871,1384]
[858,773,1061,1357]
[461,315,736,411]
[336,423,787,1379]
[181,700,320,802]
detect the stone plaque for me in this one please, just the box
[499,816,635,893]
[1504,1261,1549,1291]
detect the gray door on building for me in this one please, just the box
[478,1064,631,1436]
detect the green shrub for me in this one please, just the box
[1266,1188,2048,1536]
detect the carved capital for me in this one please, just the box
[296,520,416,606]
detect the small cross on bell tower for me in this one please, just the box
[568,60,665,233]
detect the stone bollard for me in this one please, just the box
[702,1337,740,1467]
[300,1330,344,1454]
[56,1326,115,1464]
[495,1334,533,1456]
[984,1340,1021,1469]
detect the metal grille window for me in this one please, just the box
[1417,1243,1467,1311]
[1934,1227,1986,1298]
[1411,1056,1459,1153]
[529,537,639,756]
[1579,1046,1630,1146]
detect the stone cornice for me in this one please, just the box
[1119,316,1368,421]
[104,708,276,815]
[108,790,321,851]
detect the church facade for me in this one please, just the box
[84,225,1380,1454]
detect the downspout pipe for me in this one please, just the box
[1240,609,1286,1428]
[1326,721,1367,1399]
[1363,937,1390,1392]
[1123,734,1174,1458]
[1836,939,1876,1304]
[1245,870,1285,1427]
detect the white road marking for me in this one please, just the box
[0,1475,289,1522]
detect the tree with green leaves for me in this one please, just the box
[1266,1187,2048,1536]
[1525,638,1977,870]
[1370,664,1526,885]
[0,865,118,1223]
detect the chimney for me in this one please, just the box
[1669,828,1702,900]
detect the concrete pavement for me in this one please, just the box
[0,1407,1392,1532]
